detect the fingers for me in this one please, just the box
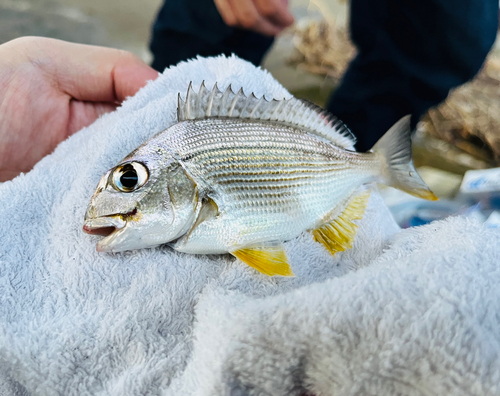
[50,39,159,102]
[254,0,294,29]
[233,0,281,36]
[214,0,238,27]
[215,0,294,36]
[111,58,159,102]
[7,37,158,103]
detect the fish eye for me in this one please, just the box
[112,162,149,192]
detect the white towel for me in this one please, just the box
[1,56,499,396]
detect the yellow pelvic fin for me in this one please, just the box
[230,245,294,277]
[313,191,371,256]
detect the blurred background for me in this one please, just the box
[2,0,500,227]
[0,0,345,97]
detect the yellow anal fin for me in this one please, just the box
[313,191,371,256]
[230,245,294,277]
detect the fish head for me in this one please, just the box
[83,149,198,253]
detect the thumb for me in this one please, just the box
[18,37,159,103]
[112,55,160,102]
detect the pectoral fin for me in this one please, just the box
[171,196,219,250]
[189,197,219,235]
[312,191,371,256]
[230,244,294,277]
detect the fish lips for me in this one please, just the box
[83,214,167,253]
[83,216,129,252]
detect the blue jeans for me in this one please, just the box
[149,0,273,71]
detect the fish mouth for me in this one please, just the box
[83,209,145,253]
[83,216,126,238]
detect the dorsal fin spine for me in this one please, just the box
[250,96,263,118]
[304,110,315,126]
[185,82,193,119]
[229,88,242,117]
[271,99,284,120]
[177,93,183,120]
[287,100,300,123]
[206,84,216,117]
[220,85,232,116]
[240,93,251,116]
[177,82,357,149]
[199,80,206,92]
[245,93,258,116]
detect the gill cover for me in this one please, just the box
[84,159,199,253]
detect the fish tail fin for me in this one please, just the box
[371,115,438,201]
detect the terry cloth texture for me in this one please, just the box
[1,56,500,396]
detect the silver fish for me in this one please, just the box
[83,82,436,276]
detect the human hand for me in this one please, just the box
[0,37,158,182]
[214,0,294,36]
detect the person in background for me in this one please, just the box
[150,0,498,151]
[150,0,293,71]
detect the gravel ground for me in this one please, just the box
[0,0,161,62]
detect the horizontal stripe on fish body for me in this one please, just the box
[162,120,352,155]
[145,121,381,233]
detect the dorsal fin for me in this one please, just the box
[177,81,357,149]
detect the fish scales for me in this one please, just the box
[143,119,381,251]
[83,82,436,276]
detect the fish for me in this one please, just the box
[83,82,437,276]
